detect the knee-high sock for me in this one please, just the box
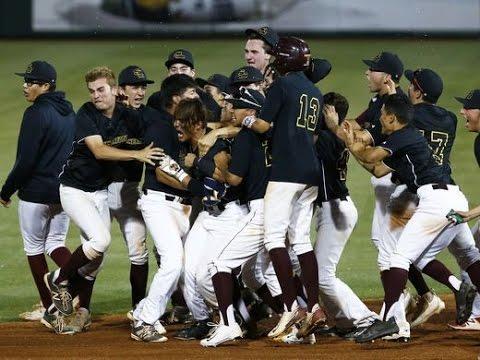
[50,247,72,268]
[130,263,148,307]
[383,268,409,320]
[255,284,283,314]
[269,248,296,311]
[297,251,319,311]
[27,254,52,309]
[212,272,234,326]
[57,246,91,283]
[422,259,458,292]
[408,264,430,296]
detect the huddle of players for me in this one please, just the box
[2,25,480,346]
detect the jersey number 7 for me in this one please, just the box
[296,94,320,132]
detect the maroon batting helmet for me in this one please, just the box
[270,37,311,75]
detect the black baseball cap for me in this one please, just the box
[226,88,265,110]
[245,26,279,48]
[165,49,194,69]
[196,74,231,94]
[118,65,154,86]
[455,89,480,110]
[305,58,332,84]
[362,52,404,81]
[404,68,443,103]
[230,66,264,85]
[15,60,56,84]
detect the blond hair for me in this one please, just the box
[85,66,116,87]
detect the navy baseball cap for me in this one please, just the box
[15,60,56,84]
[118,65,154,86]
[226,88,265,110]
[230,66,264,85]
[362,52,404,81]
[165,49,194,69]
[405,68,443,103]
[245,26,279,48]
[305,58,332,84]
[455,89,480,110]
[196,74,231,94]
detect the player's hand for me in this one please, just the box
[446,209,467,225]
[214,151,231,171]
[135,142,164,166]
[342,120,355,146]
[158,153,188,182]
[198,131,219,157]
[184,153,197,168]
[322,105,340,131]
[0,198,11,208]
[384,78,397,95]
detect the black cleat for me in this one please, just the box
[455,280,477,325]
[44,272,73,316]
[355,318,399,343]
[174,320,213,340]
[342,325,370,341]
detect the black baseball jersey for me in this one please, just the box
[0,92,75,204]
[60,102,143,192]
[142,108,189,198]
[413,103,457,177]
[228,128,270,202]
[379,125,452,193]
[315,130,349,202]
[475,134,480,167]
[260,71,322,185]
[360,88,406,145]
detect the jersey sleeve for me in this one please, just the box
[378,130,406,155]
[259,79,285,123]
[76,105,101,140]
[228,131,251,178]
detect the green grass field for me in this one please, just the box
[0,39,478,322]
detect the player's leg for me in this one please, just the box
[264,181,307,337]
[132,192,190,342]
[287,185,326,337]
[370,174,397,250]
[315,197,378,332]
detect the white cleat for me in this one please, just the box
[274,325,316,345]
[448,317,480,331]
[382,320,410,341]
[200,323,243,347]
[410,291,445,328]
[19,302,45,321]
[268,303,306,338]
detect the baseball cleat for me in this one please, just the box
[41,310,72,335]
[454,280,477,325]
[44,271,73,316]
[410,290,445,328]
[127,309,134,321]
[268,303,306,338]
[403,289,419,322]
[342,326,370,341]
[448,317,480,331]
[131,323,168,343]
[381,320,410,341]
[19,302,45,321]
[355,318,399,343]
[62,307,92,334]
[296,304,327,338]
[273,324,316,344]
[174,320,213,340]
[200,322,243,347]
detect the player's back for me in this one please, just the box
[413,103,457,172]
[261,71,322,185]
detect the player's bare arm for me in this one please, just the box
[84,135,163,166]
[198,126,241,156]
[155,167,187,190]
[241,115,270,133]
[214,151,242,186]
[449,205,480,224]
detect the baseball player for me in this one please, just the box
[130,74,198,342]
[448,89,480,330]
[0,61,74,329]
[111,65,154,314]
[338,93,480,343]
[43,66,162,332]
[229,66,265,94]
[314,92,379,336]
[244,26,278,75]
[240,36,326,338]
[148,49,221,122]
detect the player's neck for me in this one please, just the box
[102,103,116,119]
[191,129,207,149]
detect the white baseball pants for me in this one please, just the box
[370,174,397,249]
[134,189,191,325]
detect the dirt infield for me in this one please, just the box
[0,295,478,359]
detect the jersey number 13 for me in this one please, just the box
[296,94,320,132]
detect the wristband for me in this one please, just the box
[242,115,257,128]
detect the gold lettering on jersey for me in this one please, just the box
[296,93,320,132]
[104,135,142,146]
[262,139,272,167]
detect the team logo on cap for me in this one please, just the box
[373,53,382,62]
[133,68,145,79]
[258,27,268,36]
[25,63,33,74]
[466,90,474,100]
[236,69,249,81]
[173,50,186,59]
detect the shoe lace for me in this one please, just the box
[54,315,66,333]
[205,322,221,339]
[53,287,72,310]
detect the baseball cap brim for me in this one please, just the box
[454,97,471,108]
[165,59,194,69]
[404,70,415,81]
[195,78,210,88]
[120,79,155,86]
[226,98,261,110]
[15,72,51,82]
